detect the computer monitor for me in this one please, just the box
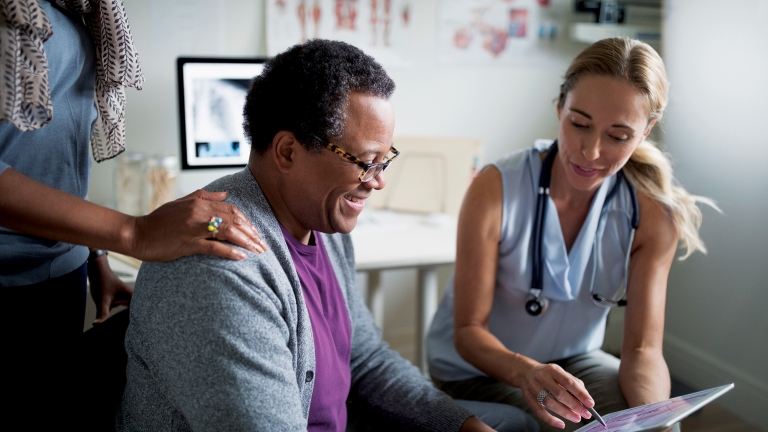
[177,57,267,170]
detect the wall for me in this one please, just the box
[89,0,267,206]
[662,1,768,428]
[90,0,582,207]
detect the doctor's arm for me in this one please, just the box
[453,167,594,429]
[0,167,266,261]
[619,191,679,408]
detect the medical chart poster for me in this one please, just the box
[266,0,417,67]
[438,0,557,64]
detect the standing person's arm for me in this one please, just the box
[0,168,267,261]
[619,192,678,407]
[453,166,596,430]
[87,250,134,324]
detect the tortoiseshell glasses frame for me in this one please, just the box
[325,143,400,182]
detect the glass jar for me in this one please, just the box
[145,155,179,214]
[115,153,147,216]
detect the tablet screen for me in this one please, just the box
[575,384,733,432]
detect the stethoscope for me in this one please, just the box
[525,141,640,316]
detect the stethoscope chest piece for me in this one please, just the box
[525,296,549,316]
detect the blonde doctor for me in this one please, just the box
[427,38,714,432]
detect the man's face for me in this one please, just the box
[288,92,395,235]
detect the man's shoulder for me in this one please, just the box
[201,169,280,238]
[134,246,293,315]
[138,250,272,282]
[202,171,238,192]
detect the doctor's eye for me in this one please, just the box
[610,135,629,143]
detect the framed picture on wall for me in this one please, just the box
[177,57,267,170]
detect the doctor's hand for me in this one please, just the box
[521,362,595,429]
[127,190,268,262]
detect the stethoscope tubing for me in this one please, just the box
[528,141,638,315]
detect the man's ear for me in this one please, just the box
[271,131,300,174]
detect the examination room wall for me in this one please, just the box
[88,0,267,201]
[661,1,768,428]
[91,0,577,205]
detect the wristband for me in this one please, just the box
[88,249,109,261]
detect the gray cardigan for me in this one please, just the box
[117,169,473,431]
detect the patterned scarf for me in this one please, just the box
[0,0,144,162]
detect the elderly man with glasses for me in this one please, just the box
[117,40,538,432]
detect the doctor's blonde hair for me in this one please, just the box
[558,37,716,259]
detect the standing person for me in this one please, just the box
[118,39,538,432]
[427,38,714,432]
[0,0,265,426]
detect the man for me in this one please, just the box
[118,40,537,432]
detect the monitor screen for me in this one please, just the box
[177,57,266,170]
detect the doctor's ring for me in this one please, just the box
[207,216,223,239]
[537,390,551,406]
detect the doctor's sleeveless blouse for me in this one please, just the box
[427,140,636,381]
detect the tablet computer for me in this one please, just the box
[574,383,734,432]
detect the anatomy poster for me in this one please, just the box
[439,0,559,64]
[267,0,416,66]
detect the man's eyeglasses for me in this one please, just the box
[325,143,399,182]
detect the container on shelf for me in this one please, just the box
[115,153,179,216]
[115,153,147,216]
[145,155,179,214]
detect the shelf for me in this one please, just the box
[570,22,661,44]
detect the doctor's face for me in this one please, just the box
[556,74,654,193]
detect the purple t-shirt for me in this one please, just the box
[280,225,352,432]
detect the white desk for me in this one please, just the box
[351,210,457,373]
